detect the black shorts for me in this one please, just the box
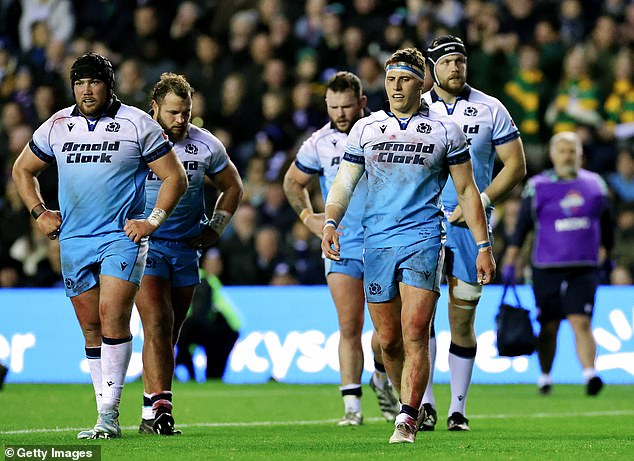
[532,266,599,323]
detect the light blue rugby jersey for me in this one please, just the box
[343,101,469,249]
[422,85,520,212]
[145,124,229,240]
[29,99,171,240]
[295,121,366,260]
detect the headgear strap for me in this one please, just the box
[426,36,467,85]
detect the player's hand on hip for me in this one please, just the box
[476,249,496,285]
[448,205,466,225]
[321,226,341,260]
[124,219,156,243]
[189,227,220,249]
[36,210,62,240]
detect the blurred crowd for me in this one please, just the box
[0,0,633,288]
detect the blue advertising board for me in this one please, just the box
[0,285,632,385]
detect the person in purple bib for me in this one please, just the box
[503,131,614,396]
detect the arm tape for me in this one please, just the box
[209,209,232,235]
[30,203,47,220]
[299,208,311,224]
[325,160,364,211]
[147,208,168,227]
[480,192,491,208]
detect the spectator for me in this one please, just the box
[503,43,548,173]
[254,225,287,284]
[559,0,586,47]
[0,179,31,261]
[18,0,74,52]
[600,48,634,147]
[257,181,297,237]
[32,84,60,125]
[168,1,201,65]
[545,46,602,134]
[294,0,326,48]
[357,54,385,111]
[122,4,175,83]
[175,248,241,380]
[183,34,228,115]
[218,203,260,285]
[115,58,148,109]
[606,148,634,205]
[586,15,620,98]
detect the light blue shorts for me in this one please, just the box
[363,239,445,303]
[59,232,148,297]
[445,223,493,283]
[144,238,201,287]
[324,257,363,280]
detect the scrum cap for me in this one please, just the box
[426,35,467,85]
[70,52,114,100]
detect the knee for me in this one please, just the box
[338,317,363,340]
[378,333,402,358]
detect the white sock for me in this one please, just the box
[340,384,362,414]
[100,336,132,412]
[538,373,551,387]
[86,347,102,413]
[448,346,475,416]
[582,368,596,383]
[343,395,361,414]
[421,335,437,409]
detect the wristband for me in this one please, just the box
[323,218,337,230]
[208,209,232,235]
[477,240,492,252]
[30,203,47,220]
[480,192,492,209]
[147,207,168,227]
[299,208,312,224]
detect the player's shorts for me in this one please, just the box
[363,239,444,303]
[532,266,599,323]
[445,222,493,283]
[60,232,149,297]
[144,237,201,287]
[324,257,363,280]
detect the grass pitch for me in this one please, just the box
[2,381,633,460]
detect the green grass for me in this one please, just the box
[2,381,633,460]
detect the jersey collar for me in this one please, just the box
[430,84,472,103]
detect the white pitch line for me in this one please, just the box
[2,410,634,436]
